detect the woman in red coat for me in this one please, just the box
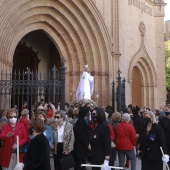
[0,108,28,170]
[19,109,30,136]
[115,113,137,170]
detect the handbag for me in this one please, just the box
[14,142,29,153]
[60,153,75,170]
[19,142,29,153]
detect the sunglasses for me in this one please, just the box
[54,116,60,119]
[9,116,17,118]
[92,113,97,116]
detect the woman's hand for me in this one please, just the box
[50,144,54,150]
[6,132,13,138]
[12,144,17,150]
[88,144,91,150]
[63,150,69,155]
[138,150,142,158]
[105,156,110,161]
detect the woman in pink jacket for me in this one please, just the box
[0,108,28,170]
[115,113,137,170]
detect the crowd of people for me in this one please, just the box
[0,102,170,170]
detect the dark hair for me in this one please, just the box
[105,109,113,118]
[67,108,73,118]
[105,105,112,110]
[78,106,89,120]
[92,107,106,124]
[146,108,150,111]
[31,118,45,133]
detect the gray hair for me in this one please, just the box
[112,111,121,122]
[122,113,130,122]
[59,110,67,121]
[21,109,29,116]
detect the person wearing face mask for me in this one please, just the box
[89,107,111,170]
[138,111,168,170]
[23,118,51,170]
[51,110,74,170]
[0,108,28,170]
[159,104,170,168]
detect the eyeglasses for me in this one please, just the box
[54,116,60,119]
[9,116,17,118]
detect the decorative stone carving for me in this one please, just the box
[139,21,146,37]
[68,71,111,76]
[0,55,13,68]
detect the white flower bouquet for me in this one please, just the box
[70,99,97,109]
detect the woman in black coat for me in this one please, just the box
[138,111,168,170]
[73,106,92,170]
[24,118,51,170]
[159,104,170,168]
[89,107,111,170]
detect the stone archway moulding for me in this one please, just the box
[128,22,157,87]
[127,21,157,109]
[0,0,112,104]
[0,0,112,71]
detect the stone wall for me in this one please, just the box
[0,0,166,109]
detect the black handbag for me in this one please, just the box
[19,142,29,153]
[60,153,75,170]
[14,142,29,153]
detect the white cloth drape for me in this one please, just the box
[76,71,94,100]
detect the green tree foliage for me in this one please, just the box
[165,40,170,90]
[165,40,170,103]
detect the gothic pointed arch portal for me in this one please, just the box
[0,0,111,105]
[12,30,61,110]
[128,22,157,109]
[13,30,61,74]
[128,55,157,109]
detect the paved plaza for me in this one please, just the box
[49,158,142,170]
[50,157,168,170]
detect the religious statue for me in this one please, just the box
[76,65,94,100]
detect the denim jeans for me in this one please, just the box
[117,149,136,170]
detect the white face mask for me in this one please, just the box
[9,117,17,124]
[55,118,60,124]
[41,117,45,121]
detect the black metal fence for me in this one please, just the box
[0,58,66,112]
[112,69,126,112]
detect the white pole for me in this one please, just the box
[160,147,169,170]
[17,135,19,164]
[81,164,124,169]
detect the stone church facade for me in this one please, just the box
[0,0,166,110]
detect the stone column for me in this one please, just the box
[154,3,166,108]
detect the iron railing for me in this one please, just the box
[0,58,66,112]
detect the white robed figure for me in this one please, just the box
[76,65,94,100]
